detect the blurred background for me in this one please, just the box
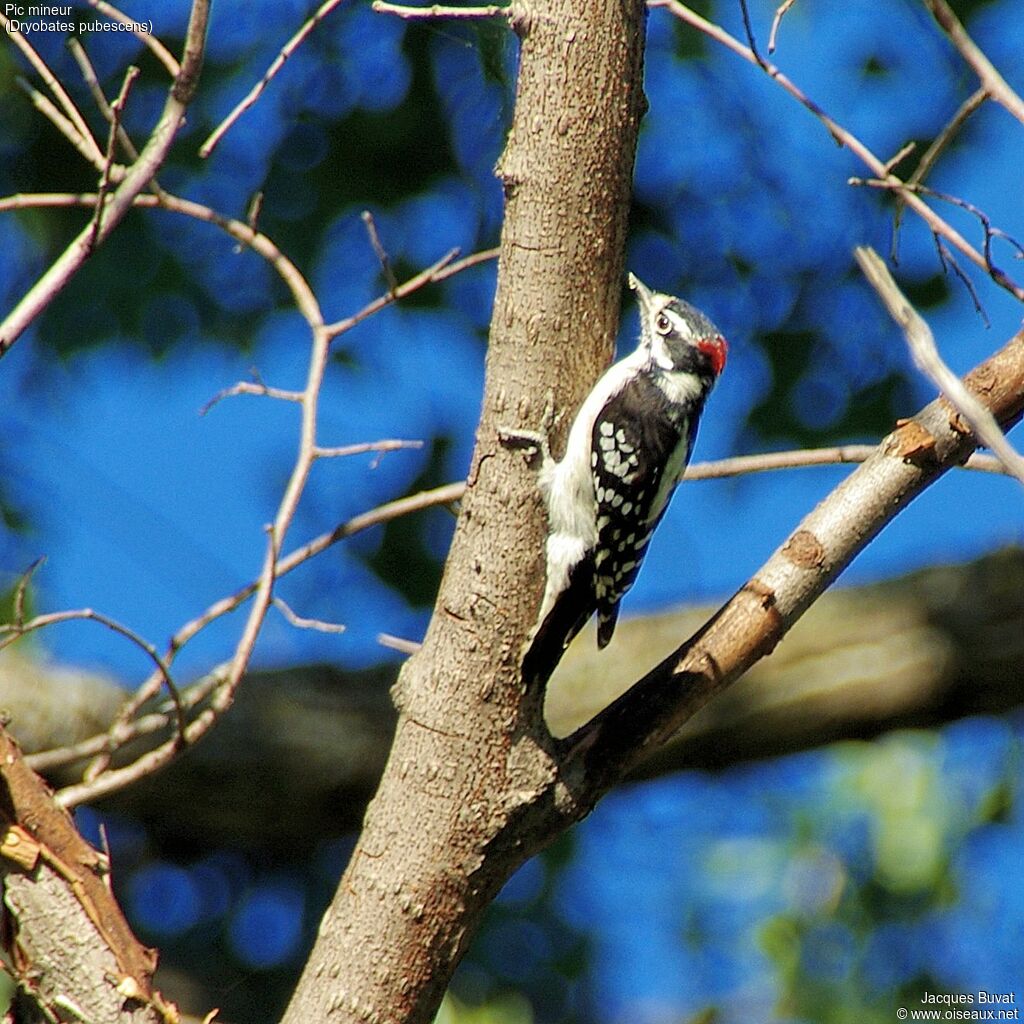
[0,0,1022,1021]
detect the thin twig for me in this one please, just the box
[11,557,44,631]
[682,447,1007,479]
[881,140,917,176]
[202,378,304,414]
[362,211,398,292]
[737,0,768,69]
[372,0,509,19]
[934,236,989,325]
[58,665,233,807]
[378,632,423,654]
[767,0,796,53]
[922,0,1024,127]
[67,39,129,152]
[273,597,347,634]
[649,0,1024,304]
[199,0,347,158]
[313,439,424,460]
[68,39,166,201]
[0,607,186,746]
[854,175,1023,305]
[1,13,105,165]
[325,246,499,339]
[30,670,225,774]
[89,66,139,249]
[0,0,213,358]
[235,190,265,252]
[83,0,180,77]
[14,78,119,172]
[855,245,1024,488]
[891,87,988,259]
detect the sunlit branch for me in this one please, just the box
[891,87,988,257]
[325,246,500,339]
[922,0,1024,127]
[767,0,796,53]
[0,605,185,746]
[648,0,1024,304]
[855,245,1024,488]
[0,0,213,358]
[199,0,347,158]
[89,66,139,248]
[83,0,180,77]
[14,78,117,172]
[273,597,347,634]
[1,13,104,164]
[372,1,509,19]
[362,210,398,292]
[313,439,424,460]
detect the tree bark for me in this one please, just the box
[0,730,172,1024]
[280,0,648,1020]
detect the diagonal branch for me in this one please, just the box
[0,0,212,358]
[563,321,1024,790]
[855,245,1024,487]
[199,0,348,158]
[1,14,105,164]
[922,0,1024,127]
[650,0,1024,304]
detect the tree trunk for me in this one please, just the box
[280,0,648,1020]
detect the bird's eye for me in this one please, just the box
[655,313,672,334]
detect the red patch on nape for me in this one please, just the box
[698,335,728,377]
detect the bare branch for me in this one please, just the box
[324,246,499,339]
[922,0,1024,127]
[14,77,118,171]
[933,235,989,325]
[378,632,423,654]
[891,87,988,258]
[199,0,347,158]
[736,0,768,69]
[57,665,232,807]
[89,66,139,249]
[362,210,398,292]
[273,597,347,634]
[372,0,509,19]
[201,377,305,413]
[855,246,1024,487]
[0,0,213,357]
[649,0,1024,303]
[1,13,105,164]
[768,0,796,53]
[684,446,1007,480]
[881,140,917,176]
[83,0,181,77]
[64,478,467,803]
[0,606,186,747]
[313,439,424,460]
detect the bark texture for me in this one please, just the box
[0,730,172,1024]
[281,1,648,1020]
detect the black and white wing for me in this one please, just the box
[590,374,698,647]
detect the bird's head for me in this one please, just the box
[629,272,728,381]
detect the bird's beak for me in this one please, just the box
[627,272,655,315]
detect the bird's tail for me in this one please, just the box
[520,555,596,687]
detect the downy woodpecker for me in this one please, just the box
[501,273,727,679]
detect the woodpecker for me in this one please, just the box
[500,273,727,679]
